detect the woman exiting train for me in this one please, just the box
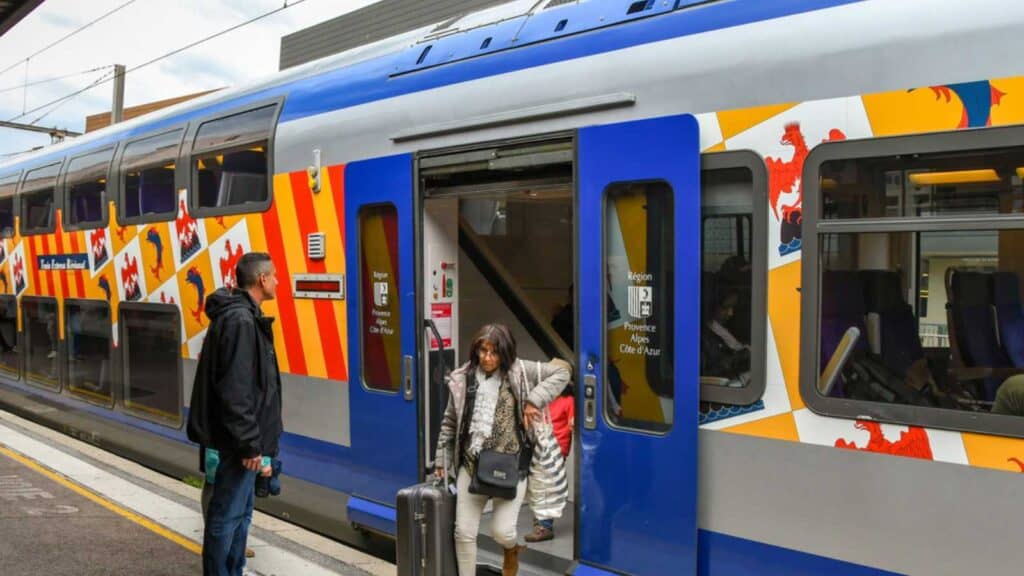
[435,324,571,576]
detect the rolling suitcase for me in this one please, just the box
[396,476,457,576]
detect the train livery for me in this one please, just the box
[1,1,1023,574]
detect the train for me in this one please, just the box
[1,0,1023,573]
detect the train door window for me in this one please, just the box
[700,152,767,405]
[359,204,401,392]
[0,296,18,377]
[65,300,113,406]
[22,297,59,390]
[802,127,1024,437]
[0,172,18,237]
[120,304,181,425]
[191,104,276,216]
[20,162,61,235]
[64,147,114,230]
[120,128,183,224]
[604,181,673,433]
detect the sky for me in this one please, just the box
[0,0,381,158]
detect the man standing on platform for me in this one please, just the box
[188,252,283,576]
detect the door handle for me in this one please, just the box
[403,355,414,401]
[583,374,597,430]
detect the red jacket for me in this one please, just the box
[549,395,574,458]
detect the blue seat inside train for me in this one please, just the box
[820,270,868,397]
[993,271,1024,368]
[138,168,176,215]
[946,270,1009,401]
[220,150,267,206]
[860,270,924,378]
[68,183,103,224]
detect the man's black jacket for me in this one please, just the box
[187,288,282,460]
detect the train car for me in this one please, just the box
[1,0,1023,573]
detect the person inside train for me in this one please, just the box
[187,252,283,576]
[524,381,574,543]
[434,323,571,576]
[702,289,751,382]
[993,375,1024,416]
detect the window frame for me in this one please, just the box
[601,178,675,436]
[699,151,768,406]
[63,298,114,408]
[20,295,60,391]
[800,125,1024,438]
[118,302,183,428]
[357,202,403,395]
[62,145,116,232]
[0,294,20,379]
[116,126,187,226]
[18,160,63,236]
[187,99,281,219]
[0,171,20,239]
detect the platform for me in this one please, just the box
[0,409,393,576]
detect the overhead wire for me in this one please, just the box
[6,0,312,125]
[0,65,115,95]
[0,0,141,79]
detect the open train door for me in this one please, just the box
[344,154,420,533]
[576,115,699,575]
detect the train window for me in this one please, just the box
[191,105,276,215]
[20,162,61,235]
[120,129,183,223]
[802,127,1024,437]
[604,181,673,433]
[120,304,181,426]
[65,300,113,406]
[64,147,114,230]
[821,145,1024,220]
[700,152,768,406]
[0,296,18,377]
[0,173,17,238]
[359,204,401,392]
[22,297,59,390]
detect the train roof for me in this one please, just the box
[0,0,903,174]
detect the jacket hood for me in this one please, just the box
[205,288,256,321]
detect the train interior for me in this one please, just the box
[420,137,576,569]
[818,146,1024,414]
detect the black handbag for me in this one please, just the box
[465,367,533,500]
[470,449,520,499]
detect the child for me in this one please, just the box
[525,384,574,543]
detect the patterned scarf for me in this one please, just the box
[466,368,501,457]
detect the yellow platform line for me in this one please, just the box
[0,443,201,555]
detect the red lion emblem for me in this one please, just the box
[175,200,201,261]
[835,421,933,460]
[219,239,245,289]
[765,123,847,223]
[12,253,24,294]
[120,255,142,301]
[90,228,109,268]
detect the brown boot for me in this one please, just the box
[502,544,526,576]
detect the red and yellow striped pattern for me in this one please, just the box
[2,165,351,383]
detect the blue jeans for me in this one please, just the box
[203,454,256,576]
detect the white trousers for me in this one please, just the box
[455,466,526,576]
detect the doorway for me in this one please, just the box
[419,136,576,572]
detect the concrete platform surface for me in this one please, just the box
[0,409,394,576]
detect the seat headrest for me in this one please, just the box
[950,271,992,307]
[860,270,904,312]
[993,272,1021,308]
